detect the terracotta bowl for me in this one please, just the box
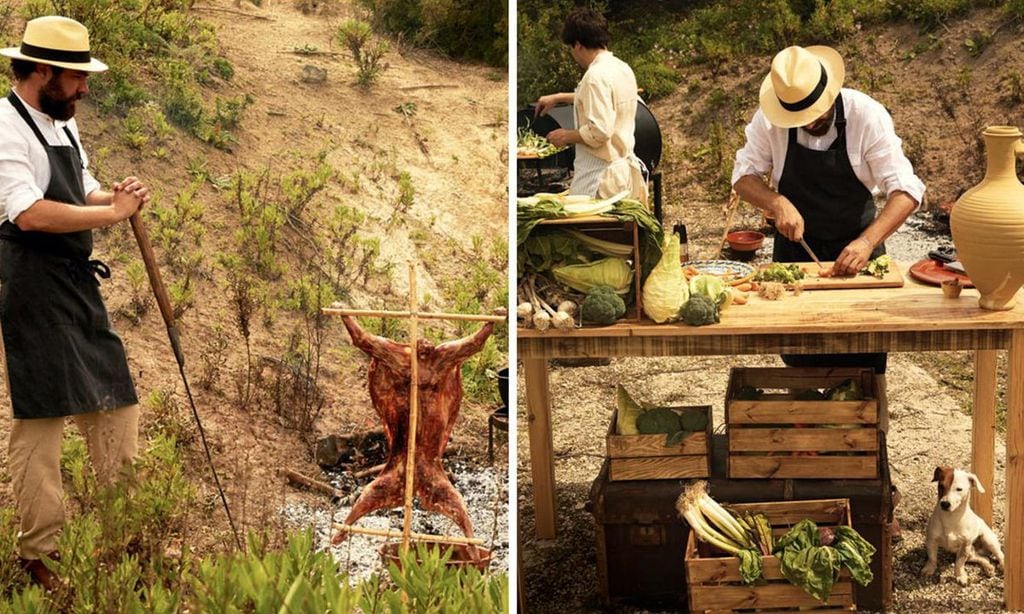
[726,230,765,252]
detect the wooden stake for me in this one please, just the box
[716,190,741,259]
[352,462,386,480]
[332,523,485,546]
[283,468,342,499]
[323,307,505,322]
[402,264,420,553]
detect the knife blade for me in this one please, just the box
[798,237,825,270]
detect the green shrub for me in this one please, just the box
[337,19,390,88]
[359,0,507,66]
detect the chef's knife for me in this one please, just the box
[798,237,826,270]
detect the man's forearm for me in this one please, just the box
[859,190,918,248]
[734,175,782,214]
[14,198,121,233]
[86,189,113,207]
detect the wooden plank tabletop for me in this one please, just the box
[520,264,1024,340]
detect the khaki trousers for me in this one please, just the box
[8,404,140,559]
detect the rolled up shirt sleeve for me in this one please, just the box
[0,137,45,223]
[576,76,615,149]
[732,109,775,186]
[862,110,926,205]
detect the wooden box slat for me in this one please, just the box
[685,498,856,613]
[730,456,879,479]
[609,455,708,481]
[728,402,877,424]
[726,368,880,479]
[729,428,879,452]
[605,405,711,481]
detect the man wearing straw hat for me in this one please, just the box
[732,45,926,431]
[0,16,150,589]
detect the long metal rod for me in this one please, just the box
[401,264,420,552]
[129,213,243,551]
[322,307,505,322]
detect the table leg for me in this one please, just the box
[971,350,997,524]
[1006,330,1024,610]
[524,358,556,539]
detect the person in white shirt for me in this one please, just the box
[534,7,648,206]
[733,45,926,432]
[0,15,150,590]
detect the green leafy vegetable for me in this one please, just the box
[642,231,689,323]
[678,408,708,432]
[553,258,633,295]
[832,526,876,586]
[616,385,643,436]
[581,286,626,325]
[517,127,568,158]
[755,263,806,283]
[863,254,892,279]
[637,407,682,435]
[826,379,864,401]
[680,294,720,326]
[689,274,731,309]
[774,519,876,601]
[736,548,764,585]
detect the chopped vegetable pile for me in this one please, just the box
[862,254,892,278]
[755,262,806,283]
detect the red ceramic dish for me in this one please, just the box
[726,230,765,252]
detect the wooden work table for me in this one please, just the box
[519,268,1024,609]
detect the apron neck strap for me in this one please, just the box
[7,90,84,167]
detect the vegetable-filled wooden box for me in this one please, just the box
[725,367,880,479]
[606,404,711,481]
[685,498,856,613]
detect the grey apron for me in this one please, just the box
[0,91,137,419]
[774,94,887,374]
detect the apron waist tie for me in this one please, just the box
[65,258,111,283]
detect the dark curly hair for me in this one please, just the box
[560,7,610,50]
[9,59,60,81]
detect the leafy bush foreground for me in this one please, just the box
[0,435,507,613]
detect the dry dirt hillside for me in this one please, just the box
[0,0,508,554]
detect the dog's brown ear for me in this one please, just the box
[932,466,944,482]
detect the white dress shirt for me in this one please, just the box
[731,88,925,204]
[0,89,100,224]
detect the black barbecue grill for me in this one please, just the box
[516,99,664,220]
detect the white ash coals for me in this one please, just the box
[279,461,509,582]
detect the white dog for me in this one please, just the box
[922,466,1004,585]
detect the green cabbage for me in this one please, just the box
[616,385,643,435]
[689,274,731,309]
[553,257,633,295]
[642,232,689,323]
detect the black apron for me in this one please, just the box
[0,91,137,419]
[774,93,887,374]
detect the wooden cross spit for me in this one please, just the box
[323,263,505,553]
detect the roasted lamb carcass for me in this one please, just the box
[332,315,496,548]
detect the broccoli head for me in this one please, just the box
[636,407,682,434]
[581,286,626,325]
[678,408,708,432]
[680,294,719,326]
[794,388,826,401]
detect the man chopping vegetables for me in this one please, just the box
[0,16,149,589]
[732,45,926,429]
[534,7,648,206]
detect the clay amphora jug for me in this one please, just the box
[950,126,1024,310]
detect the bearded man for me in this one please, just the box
[0,15,150,590]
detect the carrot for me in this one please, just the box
[735,282,753,292]
[731,290,748,305]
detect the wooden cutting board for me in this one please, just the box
[764,261,905,290]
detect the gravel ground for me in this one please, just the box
[517,211,1017,613]
[281,460,508,582]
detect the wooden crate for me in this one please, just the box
[725,368,880,479]
[535,215,643,320]
[685,498,856,613]
[606,405,711,481]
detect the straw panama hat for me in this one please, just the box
[759,45,844,128]
[0,16,107,72]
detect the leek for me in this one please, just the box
[565,229,634,257]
